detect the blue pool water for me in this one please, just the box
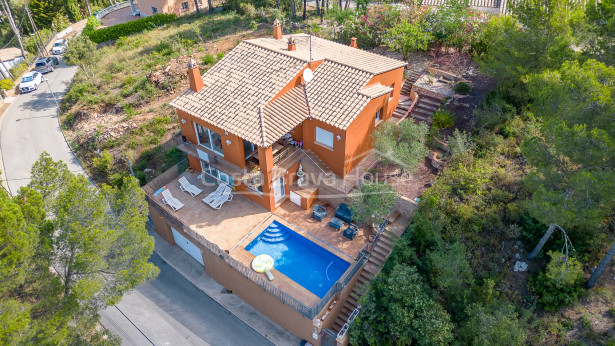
[245,221,351,298]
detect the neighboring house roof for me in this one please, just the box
[171,35,406,148]
[0,47,23,61]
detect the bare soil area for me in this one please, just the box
[373,158,437,202]
[441,60,495,138]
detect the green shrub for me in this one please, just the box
[239,2,257,17]
[476,94,517,130]
[93,150,114,173]
[454,82,472,94]
[217,52,224,61]
[87,14,176,43]
[52,14,71,32]
[249,20,258,31]
[9,63,28,79]
[123,103,138,119]
[163,147,186,168]
[580,314,593,331]
[202,54,216,65]
[0,79,14,91]
[264,8,284,22]
[135,171,147,185]
[530,251,584,311]
[82,16,101,37]
[432,109,455,129]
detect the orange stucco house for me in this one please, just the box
[170,20,405,212]
[145,20,408,345]
[129,0,207,16]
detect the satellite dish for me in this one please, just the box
[302,68,313,83]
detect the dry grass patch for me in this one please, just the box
[61,12,271,185]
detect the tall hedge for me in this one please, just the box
[86,14,176,43]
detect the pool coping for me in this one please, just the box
[231,214,357,263]
[227,214,358,308]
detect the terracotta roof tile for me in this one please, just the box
[171,36,405,148]
[359,83,394,98]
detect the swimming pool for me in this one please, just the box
[245,220,351,298]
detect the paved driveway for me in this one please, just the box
[0,60,273,345]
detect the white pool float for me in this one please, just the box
[252,254,275,281]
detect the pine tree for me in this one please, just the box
[63,0,82,22]
[29,0,63,29]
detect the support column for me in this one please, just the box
[258,146,275,211]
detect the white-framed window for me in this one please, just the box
[375,109,381,125]
[201,161,235,187]
[389,84,395,101]
[151,6,158,13]
[315,127,334,148]
[181,1,189,10]
[194,123,224,156]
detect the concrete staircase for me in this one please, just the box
[408,94,443,124]
[302,149,335,176]
[331,230,398,334]
[392,96,415,119]
[401,60,431,96]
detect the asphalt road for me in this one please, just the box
[0,59,271,345]
[0,61,85,194]
[103,253,273,346]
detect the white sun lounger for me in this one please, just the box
[206,185,233,210]
[178,176,202,197]
[161,189,184,211]
[202,183,227,204]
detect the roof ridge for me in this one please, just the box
[243,40,307,65]
[258,106,267,148]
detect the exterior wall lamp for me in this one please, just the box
[181,118,186,124]
[336,135,341,141]
[226,140,231,146]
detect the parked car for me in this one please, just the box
[51,39,67,54]
[35,57,59,73]
[19,71,43,93]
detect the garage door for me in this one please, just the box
[171,227,204,266]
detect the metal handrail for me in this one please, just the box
[94,1,130,20]
[298,149,351,193]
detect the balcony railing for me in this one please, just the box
[94,1,130,20]
[144,162,369,320]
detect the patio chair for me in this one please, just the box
[202,183,227,204]
[178,176,202,197]
[206,185,233,210]
[335,203,353,223]
[343,223,359,240]
[161,189,184,211]
[312,204,327,221]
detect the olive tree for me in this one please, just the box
[349,181,397,227]
[372,121,429,176]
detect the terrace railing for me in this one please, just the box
[94,1,130,21]
[144,163,369,320]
